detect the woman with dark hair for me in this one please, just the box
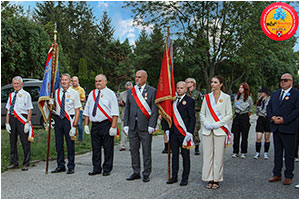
[254,86,271,160]
[231,83,253,159]
[200,75,232,189]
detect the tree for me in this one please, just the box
[1,16,50,84]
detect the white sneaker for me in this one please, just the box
[232,153,238,158]
[253,152,260,159]
[240,154,246,159]
[264,152,269,160]
[295,158,299,162]
[295,184,299,189]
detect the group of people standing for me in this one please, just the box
[5,71,298,188]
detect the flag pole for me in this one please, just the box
[166,27,171,181]
[45,23,58,174]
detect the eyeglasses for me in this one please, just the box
[280,79,291,82]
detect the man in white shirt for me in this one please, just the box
[84,74,119,176]
[51,73,81,175]
[5,76,33,171]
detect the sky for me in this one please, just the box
[9,1,300,51]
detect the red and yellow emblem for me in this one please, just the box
[261,2,298,41]
[219,99,223,103]
[182,100,186,105]
[285,96,289,100]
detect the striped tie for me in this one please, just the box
[92,90,100,117]
[9,91,18,115]
[60,90,66,119]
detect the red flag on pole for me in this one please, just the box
[155,34,176,128]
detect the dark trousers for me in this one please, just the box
[232,113,250,154]
[54,115,75,169]
[77,110,83,140]
[273,131,296,179]
[91,120,114,173]
[9,115,30,166]
[129,125,152,176]
[170,133,190,180]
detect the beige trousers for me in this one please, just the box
[202,131,226,182]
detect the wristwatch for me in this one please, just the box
[73,124,78,128]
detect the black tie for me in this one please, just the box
[60,90,66,119]
[177,97,181,107]
[9,91,18,115]
[92,90,100,117]
[279,90,284,101]
[262,99,266,110]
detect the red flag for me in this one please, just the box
[155,37,176,128]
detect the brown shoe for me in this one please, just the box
[269,176,282,182]
[283,178,292,185]
[119,148,126,151]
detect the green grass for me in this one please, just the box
[1,123,164,172]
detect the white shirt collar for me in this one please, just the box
[282,87,292,94]
[177,94,185,102]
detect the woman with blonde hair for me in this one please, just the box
[200,75,233,189]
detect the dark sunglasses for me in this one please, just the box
[280,79,291,82]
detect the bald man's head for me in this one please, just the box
[135,70,147,86]
[95,74,107,90]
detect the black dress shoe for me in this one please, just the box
[7,164,19,169]
[166,177,178,184]
[162,149,168,154]
[51,167,66,173]
[180,179,188,186]
[126,173,141,181]
[88,171,101,176]
[103,172,110,176]
[67,169,74,174]
[143,175,150,182]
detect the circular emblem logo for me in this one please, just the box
[219,99,223,103]
[285,96,289,100]
[182,100,187,105]
[261,2,298,41]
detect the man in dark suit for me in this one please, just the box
[164,81,196,186]
[267,73,299,185]
[123,70,158,182]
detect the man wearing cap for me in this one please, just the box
[267,73,299,185]
[51,73,81,175]
[123,70,158,182]
[5,76,33,171]
[118,81,133,151]
[84,74,119,176]
[185,78,202,155]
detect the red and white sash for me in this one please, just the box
[172,98,195,149]
[92,90,120,136]
[131,86,151,120]
[57,88,77,139]
[9,93,34,142]
[205,93,232,147]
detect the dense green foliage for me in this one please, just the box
[1,1,298,99]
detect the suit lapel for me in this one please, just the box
[279,88,293,108]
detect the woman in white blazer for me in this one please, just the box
[200,76,233,189]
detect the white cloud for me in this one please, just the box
[97,1,108,8]
[116,18,135,38]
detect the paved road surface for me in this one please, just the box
[1,115,299,199]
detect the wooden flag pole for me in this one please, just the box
[45,23,58,174]
[166,27,171,181]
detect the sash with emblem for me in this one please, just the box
[205,93,232,147]
[57,88,77,140]
[172,98,195,149]
[131,85,152,120]
[92,89,120,136]
[9,92,35,142]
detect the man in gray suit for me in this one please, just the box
[123,70,158,182]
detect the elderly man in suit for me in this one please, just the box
[164,81,196,186]
[123,70,158,182]
[267,73,299,185]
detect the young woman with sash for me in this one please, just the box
[200,76,233,189]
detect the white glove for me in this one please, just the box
[165,130,170,142]
[109,127,117,136]
[24,122,30,133]
[204,121,213,130]
[69,127,76,137]
[124,126,129,135]
[84,125,90,134]
[6,124,11,134]
[185,132,193,141]
[148,127,155,134]
[48,98,54,105]
[211,122,220,129]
